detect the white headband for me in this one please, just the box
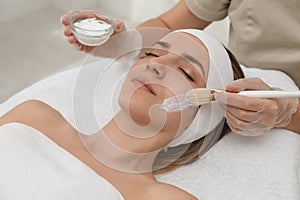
[167,29,234,147]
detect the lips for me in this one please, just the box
[132,78,156,95]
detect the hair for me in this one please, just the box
[153,47,244,174]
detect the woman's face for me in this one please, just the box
[119,32,209,141]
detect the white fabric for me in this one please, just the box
[157,128,300,200]
[1,60,300,199]
[167,29,234,147]
[241,65,299,91]
[0,122,124,200]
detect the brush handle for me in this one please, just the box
[238,90,300,98]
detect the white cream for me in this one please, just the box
[74,18,112,36]
[72,18,113,46]
[161,93,195,113]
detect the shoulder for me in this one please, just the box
[143,182,198,200]
[1,100,61,125]
[0,100,74,140]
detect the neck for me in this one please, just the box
[82,110,166,173]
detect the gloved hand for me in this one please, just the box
[216,78,299,136]
[61,10,139,58]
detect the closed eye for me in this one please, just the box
[145,52,159,57]
[178,67,195,82]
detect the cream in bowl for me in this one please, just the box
[70,13,114,46]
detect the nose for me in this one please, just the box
[147,62,166,79]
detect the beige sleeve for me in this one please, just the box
[185,0,230,21]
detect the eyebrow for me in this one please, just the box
[181,53,205,76]
[152,41,171,49]
[152,41,205,76]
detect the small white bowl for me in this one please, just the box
[69,12,114,46]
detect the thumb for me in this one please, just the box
[114,19,126,33]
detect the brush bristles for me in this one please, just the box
[185,89,221,106]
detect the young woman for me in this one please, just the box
[0,29,243,199]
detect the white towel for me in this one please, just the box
[156,128,300,199]
[0,122,124,200]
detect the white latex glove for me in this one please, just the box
[61,10,142,58]
[216,78,299,136]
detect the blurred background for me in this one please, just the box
[0,0,228,103]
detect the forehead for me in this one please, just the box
[158,32,210,78]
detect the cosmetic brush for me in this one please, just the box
[161,88,300,113]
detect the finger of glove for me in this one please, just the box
[226,78,272,92]
[226,113,271,136]
[234,128,270,137]
[224,109,269,131]
[222,104,261,123]
[216,92,267,112]
[226,120,263,137]
[232,102,278,127]
[226,120,268,136]
[218,92,280,127]
[227,122,241,134]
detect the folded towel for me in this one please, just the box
[0,122,124,200]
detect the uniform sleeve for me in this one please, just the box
[185,0,230,21]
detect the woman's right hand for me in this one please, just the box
[60,10,126,54]
[216,78,298,136]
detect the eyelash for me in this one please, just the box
[144,52,159,57]
[144,52,195,82]
[177,67,195,82]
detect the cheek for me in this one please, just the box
[159,106,198,142]
[166,106,197,129]
[118,65,198,126]
[118,82,161,126]
[164,112,182,130]
[160,69,196,95]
